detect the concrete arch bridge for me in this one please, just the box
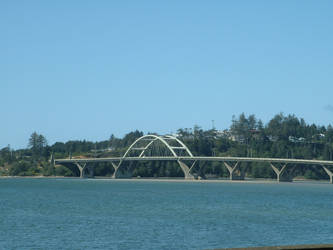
[54,134,333,183]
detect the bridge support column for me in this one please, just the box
[270,163,292,182]
[189,161,206,179]
[111,162,133,178]
[178,160,195,179]
[322,166,333,184]
[223,162,245,180]
[111,162,119,179]
[75,162,86,178]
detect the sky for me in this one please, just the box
[1,1,333,149]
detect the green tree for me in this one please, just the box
[28,132,47,156]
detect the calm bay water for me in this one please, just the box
[0,178,332,249]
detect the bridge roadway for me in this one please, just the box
[55,156,333,166]
[54,156,333,183]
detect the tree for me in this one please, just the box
[28,132,47,156]
[230,113,258,142]
[121,130,144,147]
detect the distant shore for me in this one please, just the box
[0,176,330,184]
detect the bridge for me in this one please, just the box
[54,134,333,184]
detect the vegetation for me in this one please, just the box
[1,113,333,180]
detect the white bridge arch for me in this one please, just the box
[111,134,196,179]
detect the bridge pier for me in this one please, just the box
[75,162,86,178]
[75,162,94,178]
[322,165,333,184]
[270,163,292,182]
[178,160,195,179]
[111,162,132,178]
[111,162,119,179]
[223,162,245,180]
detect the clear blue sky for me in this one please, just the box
[1,1,333,149]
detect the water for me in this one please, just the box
[0,178,332,250]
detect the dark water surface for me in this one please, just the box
[0,178,332,249]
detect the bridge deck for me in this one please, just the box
[54,156,333,166]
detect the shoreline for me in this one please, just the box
[0,176,330,184]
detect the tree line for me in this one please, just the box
[1,113,333,180]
